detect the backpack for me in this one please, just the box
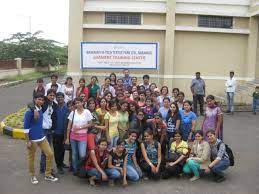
[217,142,235,166]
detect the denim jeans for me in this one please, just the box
[87,168,102,180]
[183,159,201,177]
[211,159,230,177]
[40,129,52,172]
[226,92,235,112]
[252,98,259,113]
[109,136,119,149]
[105,168,122,180]
[70,139,87,173]
[126,164,141,181]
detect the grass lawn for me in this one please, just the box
[1,66,67,82]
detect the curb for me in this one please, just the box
[0,80,23,88]
[0,72,65,89]
[0,121,25,139]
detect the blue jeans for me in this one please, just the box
[70,139,87,173]
[105,168,122,180]
[40,129,52,172]
[211,159,230,177]
[253,98,259,113]
[87,168,102,180]
[126,164,141,181]
[226,92,235,112]
[109,136,119,149]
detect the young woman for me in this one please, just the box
[104,100,120,149]
[140,129,162,180]
[172,88,179,102]
[100,77,116,97]
[180,101,197,141]
[62,76,75,103]
[143,97,157,119]
[130,109,148,141]
[118,101,129,139]
[104,91,113,105]
[76,78,89,103]
[158,97,171,121]
[129,101,139,124]
[124,130,142,181]
[202,95,223,140]
[157,86,171,107]
[138,92,146,108]
[33,78,45,98]
[166,102,181,144]
[109,72,117,87]
[96,98,108,138]
[106,139,128,187]
[84,138,109,186]
[65,97,93,175]
[177,92,185,111]
[149,83,157,92]
[87,98,100,150]
[150,92,160,111]
[183,130,211,181]
[145,89,152,98]
[162,130,189,179]
[132,91,139,104]
[87,76,100,100]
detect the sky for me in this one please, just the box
[0,0,69,44]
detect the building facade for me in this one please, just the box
[68,0,259,103]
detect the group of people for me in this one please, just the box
[24,69,233,186]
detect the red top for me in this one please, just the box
[85,148,109,170]
[76,87,89,102]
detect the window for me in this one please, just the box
[198,15,233,29]
[105,13,141,25]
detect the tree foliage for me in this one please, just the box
[0,31,67,66]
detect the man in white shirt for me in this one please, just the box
[45,74,62,96]
[225,71,236,114]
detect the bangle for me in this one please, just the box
[149,162,152,166]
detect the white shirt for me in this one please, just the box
[45,82,62,95]
[42,105,53,129]
[225,77,237,93]
[61,84,76,103]
[68,109,93,133]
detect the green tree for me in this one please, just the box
[0,31,67,67]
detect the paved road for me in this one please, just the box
[0,81,259,194]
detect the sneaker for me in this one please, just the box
[30,176,39,184]
[215,176,226,183]
[62,163,69,169]
[58,167,64,174]
[108,180,115,187]
[45,175,58,182]
[89,177,96,186]
[190,176,200,182]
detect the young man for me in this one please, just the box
[24,93,58,184]
[53,92,69,174]
[252,86,259,115]
[40,89,58,173]
[190,72,206,116]
[139,74,150,90]
[225,71,236,114]
[122,69,132,89]
[45,74,62,95]
[205,130,230,183]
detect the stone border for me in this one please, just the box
[0,80,23,88]
[0,120,25,139]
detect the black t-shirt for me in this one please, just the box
[110,149,127,168]
[166,112,181,133]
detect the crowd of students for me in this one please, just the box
[24,69,232,186]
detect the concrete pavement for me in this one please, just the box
[0,80,259,194]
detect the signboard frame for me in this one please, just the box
[80,42,159,70]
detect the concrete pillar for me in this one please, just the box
[246,17,259,79]
[163,0,176,89]
[68,0,84,84]
[15,58,22,76]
